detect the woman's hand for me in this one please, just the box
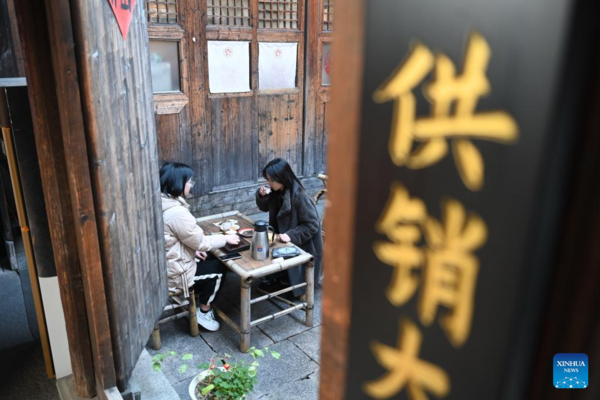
[278,233,291,243]
[258,186,270,197]
[195,251,207,261]
[225,235,240,245]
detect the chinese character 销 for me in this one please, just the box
[374,184,487,347]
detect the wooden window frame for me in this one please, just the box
[321,0,333,32]
[202,0,305,98]
[318,36,332,93]
[148,24,189,114]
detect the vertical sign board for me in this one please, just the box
[344,1,576,399]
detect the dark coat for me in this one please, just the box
[256,183,323,296]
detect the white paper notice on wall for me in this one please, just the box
[259,42,298,90]
[208,41,251,94]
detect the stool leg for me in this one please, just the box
[189,289,199,337]
[152,326,161,350]
[240,278,252,352]
[305,260,315,327]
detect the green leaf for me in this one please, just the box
[198,363,210,370]
[168,351,178,357]
[201,384,215,396]
[152,362,161,372]
[248,366,257,378]
[182,353,193,361]
[178,364,188,374]
[270,351,281,360]
[152,354,165,363]
[251,361,260,367]
[254,349,264,358]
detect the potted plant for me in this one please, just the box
[152,347,281,400]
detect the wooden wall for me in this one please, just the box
[151,0,329,214]
[15,0,168,395]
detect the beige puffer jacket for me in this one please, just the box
[162,194,227,296]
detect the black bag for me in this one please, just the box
[272,246,301,259]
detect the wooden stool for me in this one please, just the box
[151,288,199,350]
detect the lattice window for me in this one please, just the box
[207,0,251,27]
[323,0,333,31]
[259,0,299,29]
[147,0,178,23]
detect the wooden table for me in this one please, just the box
[196,211,315,352]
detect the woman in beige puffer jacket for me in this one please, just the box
[161,162,239,331]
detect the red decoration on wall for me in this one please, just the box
[108,0,136,40]
[324,49,332,76]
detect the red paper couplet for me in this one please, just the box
[108,0,136,40]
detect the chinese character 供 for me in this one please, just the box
[364,318,450,400]
[373,33,519,191]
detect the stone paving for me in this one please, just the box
[137,208,324,400]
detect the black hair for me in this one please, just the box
[262,158,304,193]
[160,162,194,198]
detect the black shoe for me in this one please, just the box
[258,277,285,292]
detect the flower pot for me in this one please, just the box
[188,369,246,400]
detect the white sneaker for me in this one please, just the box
[197,308,220,331]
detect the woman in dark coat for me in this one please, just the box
[256,158,323,298]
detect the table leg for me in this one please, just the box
[189,289,199,337]
[240,278,252,352]
[305,260,315,327]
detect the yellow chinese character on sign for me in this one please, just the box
[419,198,487,347]
[374,183,428,306]
[373,33,519,191]
[374,184,487,347]
[364,318,450,400]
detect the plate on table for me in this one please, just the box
[237,228,254,238]
[218,223,240,232]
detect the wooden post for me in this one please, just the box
[151,327,161,351]
[240,278,252,352]
[189,289,199,337]
[12,0,97,396]
[42,0,118,392]
[305,260,315,328]
[319,0,363,399]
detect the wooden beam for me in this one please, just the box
[42,0,118,392]
[318,0,364,398]
[12,0,97,396]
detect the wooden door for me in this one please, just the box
[200,0,306,192]
[304,0,332,177]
